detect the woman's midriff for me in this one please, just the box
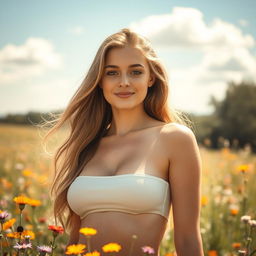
[78,211,169,256]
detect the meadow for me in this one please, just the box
[0,124,255,256]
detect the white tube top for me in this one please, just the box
[67,173,171,220]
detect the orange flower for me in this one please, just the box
[65,244,86,255]
[83,251,101,256]
[232,242,241,249]
[6,232,20,239]
[102,243,121,253]
[3,218,16,230]
[201,195,208,206]
[237,165,249,173]
[1,178,12,189]
[165,253,176,256]
[27,199,42,207]
[48,225,64,234]
[6,230,35,239]
[80,227,97,236]
[230,208,239,216]
[208,250,218,256]
[22,230,35,240]
[13,195,30,205]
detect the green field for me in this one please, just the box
[0,124,255,256]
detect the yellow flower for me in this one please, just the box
[22,168,34,177]
[201,195,208,206]
[79,227,97,236]
[65,244,86,255]
[27,199,42,207]
[6,232,21,239]
[83,251,101,256]
[22,230,35,240]
[7,230,36,239]
[3,218,16,230]
[237,165,249,173]
[13,195,30,205]
[102,243,122,253]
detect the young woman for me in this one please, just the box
[44,28,204,256]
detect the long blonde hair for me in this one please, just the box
[42,28,192,234]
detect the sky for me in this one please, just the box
[0,0,255,116]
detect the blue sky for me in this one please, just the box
[1,0,255,116]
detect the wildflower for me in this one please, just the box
[238,250,247,256]
[13,195,30,211]
[201,196,208,206]
[7,232,20,239]
[102,242,122,253]
[230,208,239,216]
[80,227,97,236]
[237,165,249,173]
[232,242,241,249]
[249,219,256,227]
[65,244,86,254]
[13,242,32,251]
[22,168,34,177]
[208,250,217,256]
[83,251,101,256]
[37,245,52,255]
[27,198,42,207]
[48,225,64,235]
[22,230,35,240]
[38,217,47,223]
[0,211,9,223]
[241,215,251,223]
[1,178,12,189]
[3,218,16,230]
[141,245,155,254]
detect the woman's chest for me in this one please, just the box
[80,129,169,179]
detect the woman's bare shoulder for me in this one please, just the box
[161,122,194,136]
[160,122,197,156]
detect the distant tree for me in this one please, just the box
[209,80,256,152]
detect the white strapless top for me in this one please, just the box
[67,173,171,220]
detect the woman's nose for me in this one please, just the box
[120,74,130,86]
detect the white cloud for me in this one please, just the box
[130,7,255,50]
[129,7,256,114]
[68,26,85,35]
[0,38,62,84]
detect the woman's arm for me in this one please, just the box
[164,124,204,256]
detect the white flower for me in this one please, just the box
[241,215,251,223]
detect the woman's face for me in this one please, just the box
[99,46,155,110]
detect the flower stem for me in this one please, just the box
[86,236,91,253]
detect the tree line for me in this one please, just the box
[1,80,256,152]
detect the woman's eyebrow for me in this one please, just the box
[104,64,145,69]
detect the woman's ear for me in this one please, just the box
[148,73,156,87]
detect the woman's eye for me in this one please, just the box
[106,71,117,76]
[132,70,142,75]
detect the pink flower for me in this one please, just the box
[13,242,32,250]
[37,245,52,253]
[141,245,155,254]
[0,211,9,222]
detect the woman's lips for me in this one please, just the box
[115,92,135,98]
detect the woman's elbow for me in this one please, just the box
[174,232,204,256]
